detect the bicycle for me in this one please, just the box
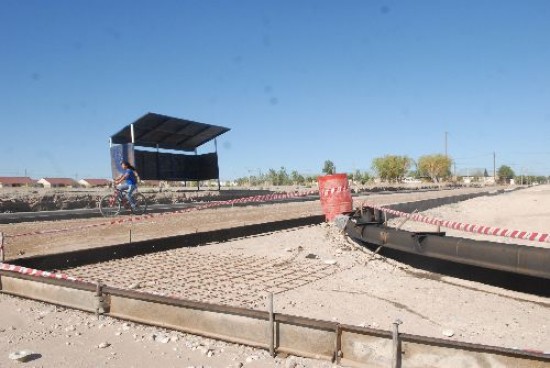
[99,188,147,217]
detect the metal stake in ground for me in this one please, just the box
[0,232,4,262]
[268,292,275,357]
[392,319,403,368]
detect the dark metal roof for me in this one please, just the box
[110,112,230,151]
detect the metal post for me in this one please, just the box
[334,325,342,363]
[0,232,4,262]
[130,124,135,144]
[392,319,403,368]
[493,152,497,185]
[268,292,275,357]
[215,138,221,191]
[95,280,103,320]
[445,131,448,157]
[195,149,200,191]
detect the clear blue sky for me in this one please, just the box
[1,1,550,180]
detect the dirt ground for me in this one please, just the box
[0,186,496,260]
[1,185,549,367]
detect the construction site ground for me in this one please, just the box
[1,185,549,367]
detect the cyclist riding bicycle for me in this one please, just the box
[114,161,139,210]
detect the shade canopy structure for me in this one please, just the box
[109,113,230,186]
[110,112,230,151]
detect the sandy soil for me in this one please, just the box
[387,185,550,249]
[1,185,549,367]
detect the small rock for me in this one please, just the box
[9,350,35,362]
[442,329,455,337]
[285,357,297,368]
[245,355,259,363]
[154,333,170,344]
[98,342,111,349]
[305,253,318,259]
[324,259,337,265]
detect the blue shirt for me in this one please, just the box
[124,169,137,185]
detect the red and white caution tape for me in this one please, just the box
[364,202,550,244]
[0,262,88,283]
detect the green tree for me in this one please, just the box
[322,160,336,175]
[372,155,412,182]
[266,169,278,185]
[417,154,452,183]
[352,170,362,183]
[497,165,515,184]
[290,170,300,185]
[277,167,290,185]
[352,170,371,185]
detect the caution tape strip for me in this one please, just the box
[0,262,89,283]
[364,202,550,244]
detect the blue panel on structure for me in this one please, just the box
[110,144,135,179]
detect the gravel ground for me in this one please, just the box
[1,185,548,367]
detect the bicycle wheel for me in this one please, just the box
[131,192,147,215]
[99,194,122,217]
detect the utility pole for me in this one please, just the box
[493,151,497,184]
[445,131,448,157]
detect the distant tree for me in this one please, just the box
[497,165,515,184]
[276,167,290,185]
[266,169,278,185]
[361,172,372,184]
[291,170,306,185]
[351,169,371,185]
[352,170,362,183]
[417,154,452,183]
[372,155,412,182]
[322,160,336,175]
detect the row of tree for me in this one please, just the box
[233,156,547,186]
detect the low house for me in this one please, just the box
[78,179,111,188]
[37,178,78,188]
[0,176,36,188]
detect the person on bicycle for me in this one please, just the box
[114,161,139,209]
